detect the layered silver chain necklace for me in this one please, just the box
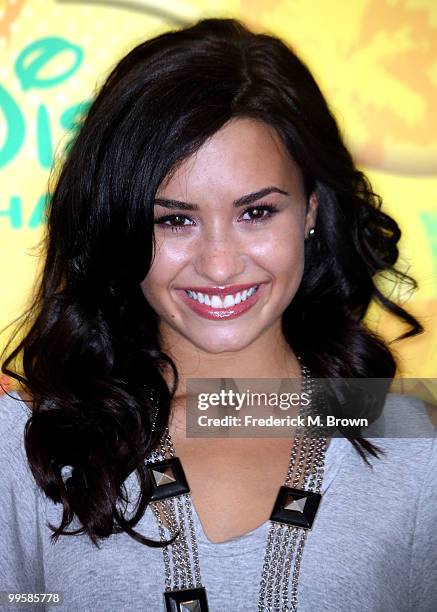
[144,358,328,611]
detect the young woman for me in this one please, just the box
[1,17,436,612]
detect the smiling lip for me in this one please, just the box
[175,282,267,320]
[177,282,265,299]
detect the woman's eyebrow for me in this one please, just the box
[154,186,289,211]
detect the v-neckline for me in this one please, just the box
[189,435,351,551]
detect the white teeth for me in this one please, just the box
[185,285,259,308]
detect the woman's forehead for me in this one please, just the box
[157,118,304,199]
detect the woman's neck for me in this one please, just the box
[159,325,302,401]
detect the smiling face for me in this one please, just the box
[140,117,317,356]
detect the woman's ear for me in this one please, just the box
[304,192,318,238]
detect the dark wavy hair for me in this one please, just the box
[1,17,423,548]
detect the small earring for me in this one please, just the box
[307,227,315,238]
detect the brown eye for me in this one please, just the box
[240,204,280,224]
[170,216,185,225]
[154,214,194,233]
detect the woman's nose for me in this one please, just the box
[193,228,246,283]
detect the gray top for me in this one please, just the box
[0,390,436,612]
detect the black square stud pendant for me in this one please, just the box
[269,486,322,529]
[147,457,190,502]
[164,587,209,612]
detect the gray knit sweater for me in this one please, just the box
[0,391,436,612]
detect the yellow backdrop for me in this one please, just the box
[0,0,436,393]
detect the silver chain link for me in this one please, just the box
[147,358,328,610]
